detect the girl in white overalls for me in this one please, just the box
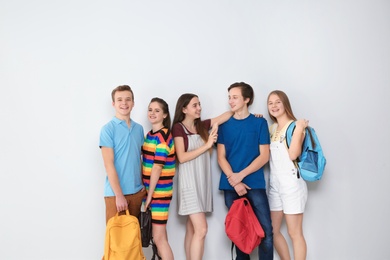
[267,90,309,260]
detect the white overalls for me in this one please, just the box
[268,121,308,214]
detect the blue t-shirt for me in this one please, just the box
[217,114,270,190]
[99,117,145,196]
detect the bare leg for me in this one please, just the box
[187,212,207,260]
[153,224,174,260]
[185,217,194,260]
[285,213,307,260]
[271,210,291,260]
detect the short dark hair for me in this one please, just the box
[228,82,254,107]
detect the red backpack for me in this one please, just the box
[225,197,265,255]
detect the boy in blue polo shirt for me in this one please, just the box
[99,85,146,223]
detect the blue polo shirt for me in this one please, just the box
[217,114,270,190]
[100,117,144,196]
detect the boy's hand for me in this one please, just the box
[227,173,243,187]
[234,183,251,196]
[116,194,128,212]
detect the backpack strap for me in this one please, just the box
[284,121,300,179]
[286,122,315,149]
[284,120,295,148]
[151,239,162,260]
[307,128,316,149]
[285,121,317,179]
[231,242,234,260]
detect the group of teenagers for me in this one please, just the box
[99,82,310,260]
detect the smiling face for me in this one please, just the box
[112,90,134,119]
[228,87,249,113]
[147,101,166,126]
[267,93,286,119]
[183,96,202,120]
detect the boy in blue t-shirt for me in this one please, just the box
[99,85,146,223]
[217,82,273,260]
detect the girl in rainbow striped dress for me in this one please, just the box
[142,97,176,260]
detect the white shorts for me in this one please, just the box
[268,170,308,214]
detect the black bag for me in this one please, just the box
[138,208,152,247]
[138,208,161,260]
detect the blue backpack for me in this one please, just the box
[285,121,326,181]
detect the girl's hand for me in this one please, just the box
[253,113,263,118]
[207,124,218,148]
[296,119,309,130]
[210,123,218,135]
[144,196,152,210]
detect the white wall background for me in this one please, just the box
[1,0,389,259]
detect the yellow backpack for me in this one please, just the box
[104,210,146,260]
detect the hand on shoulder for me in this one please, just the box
[295,119,309,130]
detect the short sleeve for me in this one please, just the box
[259,118,270,145]
[154,142,169,165]
[99,125,114,148]
[217,123,225,144]
[202,119,211,130]
[172,123,185,138]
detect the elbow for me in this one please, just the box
[261,150,270,163]
[217,158,222,166]
[176,155,186,164]
[176,157,183,164]
[289,152,299,161]
[265,152,270,162]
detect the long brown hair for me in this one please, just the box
[267,90,297,123]
[150,97,171,129]
[172,93,208,142]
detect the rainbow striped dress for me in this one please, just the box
[142,127,176,225]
